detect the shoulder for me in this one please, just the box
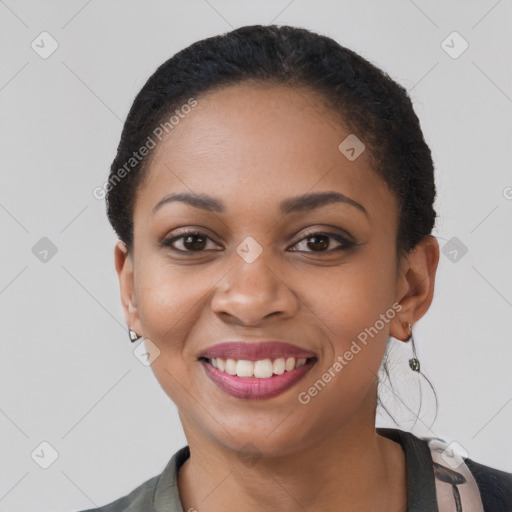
[74,473,160,512]
[378,427,512,510]
[417,431,512,511]
[464,457,512,511]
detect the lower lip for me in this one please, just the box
[200,358,316,400]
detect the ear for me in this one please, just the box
[114,240,142,336]
[391,235,440,341]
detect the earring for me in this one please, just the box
[128,327,141,343]
[405,322,420,372]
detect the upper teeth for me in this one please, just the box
[209,357,308,378]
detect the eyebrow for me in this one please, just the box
[152,191,368,217]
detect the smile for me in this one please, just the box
[199,356,317,399]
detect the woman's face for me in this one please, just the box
[116,82,423,456]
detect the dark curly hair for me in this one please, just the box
[104,24,438,425]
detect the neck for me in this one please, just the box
[177,404,407,512]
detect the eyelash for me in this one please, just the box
[161,229,356,255]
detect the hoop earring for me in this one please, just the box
[405,322,420,372]
[128,327,141,343]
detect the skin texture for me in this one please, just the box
[115,83,440,511]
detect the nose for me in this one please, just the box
[211,251,299,327]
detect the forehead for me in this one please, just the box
[134,82,396,224]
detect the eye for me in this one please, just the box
[161,230,221,253]
[289,231,355,253]
[161,228,356,255]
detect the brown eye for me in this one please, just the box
[183,234,207,251]
[162,230,220,253]
[290,231,355,253]
[305,234,330,252]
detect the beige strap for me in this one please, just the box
[426,437,484,512]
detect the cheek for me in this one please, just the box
[315,253,396,340]
[132,250,231,373]
[133,258,209,410]
[133,253,205,356]
[305,252,397,389]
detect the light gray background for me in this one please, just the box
[1,1,511,511]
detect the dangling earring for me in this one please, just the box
[405,322,420,372]
[128,327,141,343]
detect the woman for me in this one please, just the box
[80,24,512,512]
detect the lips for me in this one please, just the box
[200,358,317,399]
[197,341,317,361]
